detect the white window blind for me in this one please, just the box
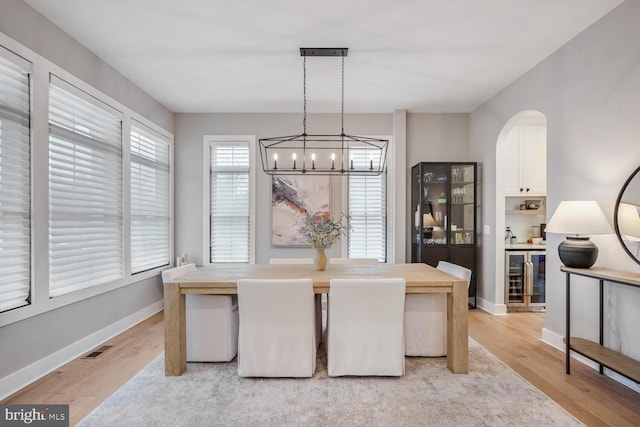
[130,120,170,273]
[347,150,386,262]
[210,141,250,263]
[48,75,123,297]
[0,47,31,312]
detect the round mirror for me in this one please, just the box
[614,165,640,266]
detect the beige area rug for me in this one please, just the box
[78,339,582,426]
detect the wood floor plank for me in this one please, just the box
[1,312,164,425]
[2,309,639,426]
[469,311,640,426]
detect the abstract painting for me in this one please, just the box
[272,176,331,246]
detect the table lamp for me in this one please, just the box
[545,201,612,268]
[422,213,436,239]
[617,203,640,257]
[617,203,640,240]
[423,213,436,227]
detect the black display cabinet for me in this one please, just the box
[411,162,478,308]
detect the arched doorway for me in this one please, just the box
[495,111,547,314]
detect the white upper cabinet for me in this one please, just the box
[503,128,522,195]
[504,126,546,196]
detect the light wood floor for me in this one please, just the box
[3,310,640,426]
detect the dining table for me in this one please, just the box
[162,262,469,376]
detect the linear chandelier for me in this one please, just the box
[259,48,388,176]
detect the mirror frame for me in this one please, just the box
[613,165,640,267]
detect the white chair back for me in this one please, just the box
[269,258,313,264]
[436,261,472,288]
[327,278,406,377]
[161,263,196,282]
[405,261,471,357]
[329,258,378,264]
[269,258,321,345]
[237,278,317,377]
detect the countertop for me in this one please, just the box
[505,243,547,251]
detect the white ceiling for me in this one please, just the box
[24,0,623,113]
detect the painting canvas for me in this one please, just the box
[272,176,331,246]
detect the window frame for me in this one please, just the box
[0,32,174,327]
[48,74,125,297]
[130,119,172,274]
[0,46,32,313]
[202,135,256,265]
[341,136,395,263]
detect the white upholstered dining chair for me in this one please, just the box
[236,278,317,377]
[269,257,321,346]
[161,264,239,362]
[404,261,471,357]
[326,278,406,377]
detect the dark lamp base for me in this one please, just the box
[558,236,599,269]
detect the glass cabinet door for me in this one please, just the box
[411,161,478,308]
[412,166,422,247]
[420,164,448,246]
[530,253,546,304]
[506,253,526,303]
[450,164,475,246]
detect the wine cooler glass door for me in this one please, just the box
[530,253,546,305]
[506,253,526,304]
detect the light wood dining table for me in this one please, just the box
[162,262,469,375]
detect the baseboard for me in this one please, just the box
[542,327,640,393]
[0,299,164,401]
[541,328,564,351]
[475,297,508,315]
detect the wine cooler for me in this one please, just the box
[505,250,546,312]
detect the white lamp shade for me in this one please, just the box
[423,213,436,227]
[545,201,612,236]
[618,203,640,239]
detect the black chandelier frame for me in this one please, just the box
[259,48,388,176]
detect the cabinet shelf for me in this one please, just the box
[564,337,640,383]
[506,209,545,215]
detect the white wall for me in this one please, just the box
[175,112,471,265]
[0,0,173,390]
[470,0,640,374]
[175,113,393,264]
[405,113,471,259]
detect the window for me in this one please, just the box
[206,136,254,263]
[130,120,171,273]
[0,48,31,312]
[48,75,123,297]
[347,149,387,261]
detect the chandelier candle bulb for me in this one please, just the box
[331,153,335,170]
[292,153,297,170]
[273,153,278,170]
[350,153,354,170]
[370,154,374,171]
[311,153,316,169]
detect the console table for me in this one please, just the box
[562,266,640,383]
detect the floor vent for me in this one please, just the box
[82,345,112,359]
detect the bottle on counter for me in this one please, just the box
[505,227,513,243]
[511,236,517,244]
[527,233,533,244]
